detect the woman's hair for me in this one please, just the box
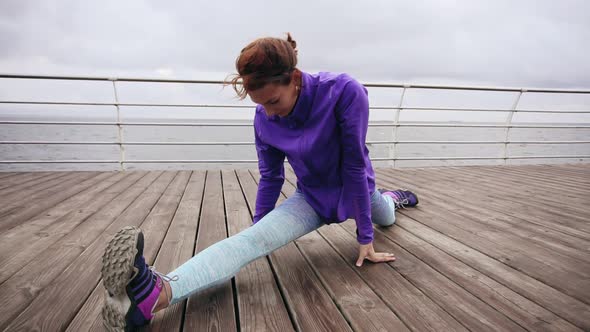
[228,33,299,99]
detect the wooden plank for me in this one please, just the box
[374,217,581,331]
[149,170,207,331]
[557,163,590,169]
[465,166,590,209]
[383,167,590,240]
[65,282,104,332]
[296,230,412,332]
[501,165,590,185]
[2,164,586,331]
[33,170,186,331]
[183,170,237,331]
[0,171,19,180]
[0,172,107,233]
[0,171,162,330]
[380,167,590,239]
[376,169,590,304]
[337,221,526,332]
[450,164,589,185]
[239,169,352,332]
[390,213,590,330]
[413,166,590,235]
[315,225,470,332]
[380,168,590,262]
[553,164,590,174]
[1,171,179,331]
[509,163,590,179]
[67,171,204,332]
[0,171,58,185]
[432,164,589,195]
[287,171,504,331]
[268,175,411,331]
[0,172,85,217]
[222,169,294,332]
[0,171,146,283]
[459,166,590,210]
[0,171,92,209]
[0,171,125,251]
[280,169,467,331]
[486,165,590,189]
[448,167,590,224]
[438,167,590,260]
[125,170,193,331]
[0,172,104,231]
[467,164,590,193]
[0,171,61,192]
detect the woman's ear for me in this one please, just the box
[292,69,302,88]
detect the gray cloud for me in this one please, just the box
[1,0,589,88]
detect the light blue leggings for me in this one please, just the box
[167,190,396,304]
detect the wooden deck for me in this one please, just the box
[0,164,589,331]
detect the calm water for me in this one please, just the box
[1,116,589,171]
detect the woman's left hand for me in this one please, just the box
[356,242,396,267]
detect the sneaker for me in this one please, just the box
[101,226,168,331]
[378,189,419,208]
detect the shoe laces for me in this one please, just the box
[149,266,179,282]
[392,188,410,209]
[394,198,410,209]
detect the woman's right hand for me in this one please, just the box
[356,242,396,267]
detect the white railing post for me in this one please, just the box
[391,86,407,168]
[504,89,524,164]
[110,78,126,171]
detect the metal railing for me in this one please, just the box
[1,74,589,170]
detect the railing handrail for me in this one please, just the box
[1,120,589,128]
[1,73,590,94]
[1,101,589,114]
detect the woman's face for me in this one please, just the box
[248,79,299,117]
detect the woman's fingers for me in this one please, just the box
[368,252,396,263]
[356,255,365,267]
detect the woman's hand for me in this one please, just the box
[356,242,396,267]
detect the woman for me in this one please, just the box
[101,33,418,331]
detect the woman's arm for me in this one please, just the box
[335,79,373,244]
[336,78,396,267]
[253,123,286,223]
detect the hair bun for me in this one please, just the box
[286,32,298,54]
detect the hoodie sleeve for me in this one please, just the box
[335,78,373,244]
[253,119,285,223]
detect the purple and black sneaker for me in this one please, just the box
[101,226,171,332]
[379,189,419,208]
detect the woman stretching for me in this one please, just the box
[101,33,418,331]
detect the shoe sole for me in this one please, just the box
[101,226,142,332]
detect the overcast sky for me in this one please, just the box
[1,0,589,88]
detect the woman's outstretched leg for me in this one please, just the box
[101,191,323,331]
[166,191,323,304]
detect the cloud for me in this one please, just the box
[1,0,589,88]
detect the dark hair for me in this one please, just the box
[227,33,300,99]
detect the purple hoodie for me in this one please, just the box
[253,71,376,244]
